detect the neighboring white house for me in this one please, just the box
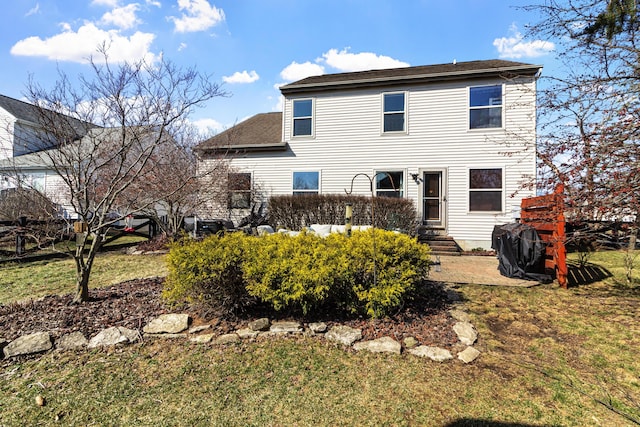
[0,94,97,217]
[198,59,543,250]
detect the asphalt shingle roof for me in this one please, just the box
[196,112,284,153]
[280,59,542,94]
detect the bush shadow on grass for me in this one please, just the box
[444,420,549,427]
[566,260,612,287]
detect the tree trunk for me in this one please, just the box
[72,231,103,303]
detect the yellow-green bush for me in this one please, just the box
[340,229,431,317]
[243,232,351,315]
[164,229,431,318]
[163,233,253,315]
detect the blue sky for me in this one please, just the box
[0,0,555,134]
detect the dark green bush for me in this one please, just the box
[267,194,418,234]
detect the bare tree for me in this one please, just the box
[125,125,232,237]
[12,50,227,302]
[526,0,640,229]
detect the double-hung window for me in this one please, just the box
[228,172,252,209]
[375,171,403,198]
[469,85,502,129]
[383,92,405,132]
[469,168,503,212]
[293,99,313,136]
[292,171,319,195]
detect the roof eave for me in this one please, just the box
[196,141,288,155]
[280,65,543,95]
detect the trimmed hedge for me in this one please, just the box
[267,194,418,234]
[164,229,431,318]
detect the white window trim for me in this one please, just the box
[468,84,504,131]
[291,98,315,139]
[292,170,321,195]
[374,170,405,198]
[467,166,505,213]
[381,91,408,134]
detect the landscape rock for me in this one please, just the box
[453,321,477,346]
[353,337,401,354]
[403,336,419,349]
[146,333,188,339]
[190,334,214,344]
[215,334,240,345]
[325,325,362,346]
[236,328,260,339]
[56,332,88,351]
[248,318,270,331]
[3,332,52,358]
[449,309,471,322]
[270,321,303,334]
[308,322,328,333]
[88,327,140,348]
[188,325,211,334]
[408,345,454,362]
[457,346,481,363]
[143,313,190,334]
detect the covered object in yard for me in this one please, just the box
[492,223,552,282]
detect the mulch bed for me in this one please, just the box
[0,278,460,349]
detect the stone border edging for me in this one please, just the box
[1,310,481,364]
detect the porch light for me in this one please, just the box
[410,173,423,184]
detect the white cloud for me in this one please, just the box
[222,70,259,84]
[169,0,225,33]
[26,3,40,16]
[321,48,409,72]
[494,25,555,59]
[91,0,119,6]
[192,117,224,134]
[178,42,187,51]
[10,22,156,64]
[101,4,141,29]
[279,61,325,82]
[146,0,162,7]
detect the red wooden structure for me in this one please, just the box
[520,184,568,288]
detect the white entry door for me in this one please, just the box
[422,171,446,228]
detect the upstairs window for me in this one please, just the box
[293,171,319,195]
[469,168,502,212]
[293,99,313,136]
[383,92,405,132]
[228,172,252,209]
[375,171,403,198]
[469,85,502,129]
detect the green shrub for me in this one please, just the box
[341,229,431,317]
[164,229,430,319]
[163,233,253,315]
[243,231,349,315]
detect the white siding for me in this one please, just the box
[0,107,15,160]
[218,76,538,249]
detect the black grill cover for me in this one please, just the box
[492,223,552,282]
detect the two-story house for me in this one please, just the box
[196,59,542,250]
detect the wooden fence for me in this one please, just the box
[520,184,568,288]
[0,215,157,259]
